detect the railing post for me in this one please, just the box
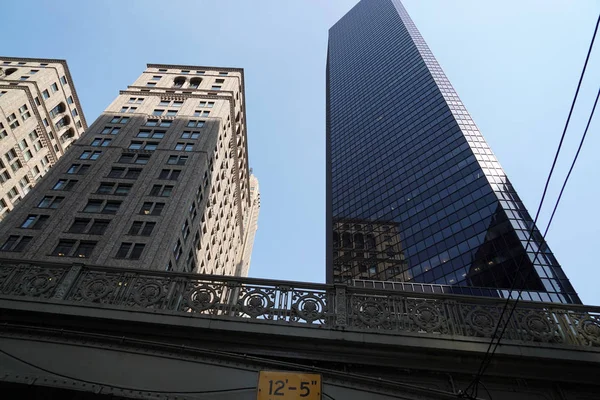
[334,284,348,328]
[553,308,578,345]
[227,281,242,317]
[52,264,83,300]
[166,277,186,311]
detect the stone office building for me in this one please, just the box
[0,57,87,221]
[0,64,257,276]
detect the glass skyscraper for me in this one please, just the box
[326,0,580,304]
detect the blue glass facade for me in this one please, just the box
[326,0,580,304]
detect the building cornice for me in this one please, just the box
[0,56,88,130]
[146,63,244,74]
[119,89,235,100]
[0,84,59,164]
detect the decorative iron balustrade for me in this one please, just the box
[1,259,600,349]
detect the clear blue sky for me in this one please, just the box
[3,0,599,304]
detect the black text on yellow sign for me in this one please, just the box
[257,371,322,400]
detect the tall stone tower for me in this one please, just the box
[0,64,255,276]
[0,57,87,220]
[237,173,260,277]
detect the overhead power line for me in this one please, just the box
[461,11,600,400]
[543,87,600,237]
[0,322,456,399]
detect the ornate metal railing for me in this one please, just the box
[1,259,599,349]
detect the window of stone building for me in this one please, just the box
[101,127,120,135]
[1,235,32,252]
[128,221,155,236]
[115,242,145,260]
[117,153,150,164]
[173,77,186,88]
[52,179,77,191]
[51,239,96,258]
[20,214,49,229]
[167,155,188,165]
[140,202,164,216]
[79,150,102,160]
[37,196,64,209]
[7,113,19,129]
[193,110,210,117]
[91,138,112,147]
[110,116,130,124]
[189,77,202,88]
[88,220,110,235]
[175,142,194,152]
[19,104,31,121]
[66,164,90,175]
[149,184,173,197]
[158,169,181,180]
[83,199,121,214]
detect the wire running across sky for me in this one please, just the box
[460,11,600,400]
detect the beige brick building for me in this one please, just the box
[0,64,257,276]
[237,173,260,276]
[0,57,87,220]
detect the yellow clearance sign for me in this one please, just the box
[257,371,322,400]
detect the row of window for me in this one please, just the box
[150,109,210,117]
[146,82,223,91]
[37,194,171,214]
[3,60,47,66]
[109,141,197,152]
[145,99,214,108]
[154,69,228,76]
[104,154,187,166]
[102,114,208,134]
[4,149,22,172]
[41,82,60,101]
[146,76,225,90]
[100,128,203,141]
[34,196,119,214]
[6,104,30,129]
[18,214,157,238]
[17,69,39,80]
[144,118,206,128]
[1,155,48,195]
[48,172,181,196]
[2,236,146,260]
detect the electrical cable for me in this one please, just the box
[542,87,600,238]
[468,85,599,398]
[470,84,600,395]
[0,322,457,399]
[0,345,251,395]
[0,344,255,395]
[461,12,600,398]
